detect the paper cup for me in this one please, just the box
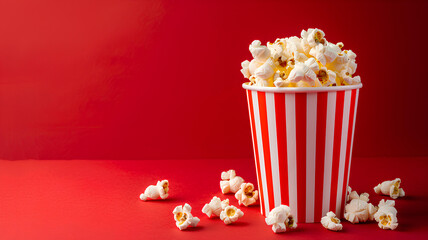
[243,83,362,223]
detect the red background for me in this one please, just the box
[1,0,427,160]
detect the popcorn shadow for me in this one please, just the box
[140,197,184,203]
[184,226,204,232]
[226,221,251,227]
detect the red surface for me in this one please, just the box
[0,0,428,160]
[0,158,427,240]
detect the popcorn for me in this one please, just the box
[254,58,275,80]
[344,190,378,223]
[374,178,405,199]
[139,180,169,201]
[240,60,250,78]
[235,182,259,206]
[249,59,264,76]
[249,40,271,62]
[202,196,223,218]
[173,203,200,230]
[220,169,245,194]
[220,205,244,224]
[346,186,359,202]
[318,67,336,86]
[374,199,398,230]
[202,196,230,218]
[321,211,343,231]
[241,28,361,87]
[265,205,297,233]
[287,58,321,87]
[309,42,341,65]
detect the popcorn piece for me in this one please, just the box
[265,205,297,233]
[321,211,343,231]
[240,60,250,79]
[249,40,270,62]
[374,178,405,199]
[346,186,359,202]
[139,180,169,201]
[249,59,263,76]
[220,205,244,224]
[235,182,259,206]
[287,58,321,87]
[220,169,245,194]
[317,67,336,86]
[173,203,200,230]
[201,197,230,218]
[374,199,398,230]
[344,191,378,223]
[202,196,223,218]
[309,42,341,65]
[254,58,275,80]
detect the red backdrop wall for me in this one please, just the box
[0,0,427,160]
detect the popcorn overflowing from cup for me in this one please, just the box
[241,28,361,87]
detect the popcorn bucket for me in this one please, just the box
[243,83,362,223]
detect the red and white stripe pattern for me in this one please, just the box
[245,88,360,223]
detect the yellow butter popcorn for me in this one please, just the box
[241,28,361,87]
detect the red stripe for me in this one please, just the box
[295,93,307,222]
[329,91,345,213]
[314,92,328,221]
[257,92,275,212]
[247,90,265,215]
[340,90,357,217]
[274,93,289,206]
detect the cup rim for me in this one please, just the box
[242,82,363,93]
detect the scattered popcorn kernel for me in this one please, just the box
[374,199,398,230]
[220,169,245,194]
[374,178,405,199]
[220,205,244,224]
[173,203,200,231]
[344,191,378,224]
[265,205,297,233]
[321,211,343,231]
[235,182,259,206]
[202,196,230,218]
[139,180,169,201]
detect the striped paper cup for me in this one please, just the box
[243,83,362,223]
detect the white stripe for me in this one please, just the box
[322,92,336,216]
[252,90,270,214]
[285,93,298,221]
[266,93,281,208]
[305,93,317,223]
[336,90,351,216]
[247,90,263,215]
[346,89,359,195]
